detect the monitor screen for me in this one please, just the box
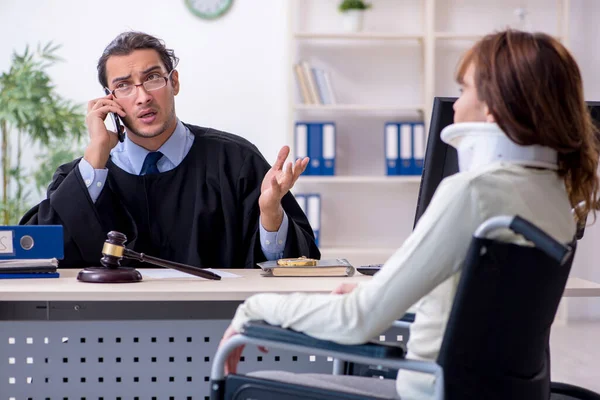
[413,97,600,231]
[413,97,458,227]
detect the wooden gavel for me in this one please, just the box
[77,231,221,283]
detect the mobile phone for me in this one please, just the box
[103,88,125,143]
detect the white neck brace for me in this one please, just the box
[440,122,558,172]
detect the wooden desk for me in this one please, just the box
[1,269,598,399]
[1,269,369,399]
[0,268,371,302]
[0,269,598,301]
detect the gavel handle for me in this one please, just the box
[123,249,221,281]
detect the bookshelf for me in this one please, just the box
[298,176,422,184]
[288,0,570,267]
[294,32,424,41]
[294,104,424,112]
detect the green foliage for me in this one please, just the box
[339,0,372,12]
[0,42,86,225]
[34,138,84,196]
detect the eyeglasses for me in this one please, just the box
[107,70,175,99]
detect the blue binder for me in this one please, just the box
[307,193,321,247]
[307,123,323,175]
[0,226,64,259]
[295,193,307,216]
[295,123,309,175]
[385,123,399,176]
[321,123,336,175]
[412,122,426,175]
[399,123,413,176]
[0,272,59,279]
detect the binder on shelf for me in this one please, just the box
[412,122,426,175]
[307,193,321,247]
[295,122,309,175]
[385,123,399,176]
[307,123,323,175]
[321,123,336,175]
[296,193,307,216]
[399,123,413,176]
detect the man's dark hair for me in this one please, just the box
[97,31,179,88]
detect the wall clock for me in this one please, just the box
[185,0,234,20]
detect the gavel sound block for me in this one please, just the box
[77,231,221,283]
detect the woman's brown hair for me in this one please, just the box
[456,29,599,224]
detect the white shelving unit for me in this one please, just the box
[294,104,424,112]
[294,32,424,41]
[288,0,570,267]
[298,176,422,184]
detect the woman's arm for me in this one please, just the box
[231,173,484,344]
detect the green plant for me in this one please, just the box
[0,42,86,225]
[339,0,371,12]
[34,137,84,196]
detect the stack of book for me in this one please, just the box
[0,258,59,279]
[257,258,354,277]
[294,61,337,105]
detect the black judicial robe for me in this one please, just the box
[20,124,320,268]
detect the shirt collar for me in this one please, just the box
[124,120,188,175]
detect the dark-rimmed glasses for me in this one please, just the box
[106,70,175,99]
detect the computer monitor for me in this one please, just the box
[413,97,600,231]
[413,97,458,227]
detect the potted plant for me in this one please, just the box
[338,0,372,32]
[0,43,85,224]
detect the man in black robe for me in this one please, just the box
[20,31,320,269]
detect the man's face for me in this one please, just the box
[105,49,180,139]
[453,63,491,123]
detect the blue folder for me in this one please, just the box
[0,225,64,259]
[307,123,323,175]
[0,272,59,279]
[321,123,336,176]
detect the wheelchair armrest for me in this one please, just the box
[242,320,405,360]
[211,322,444,400]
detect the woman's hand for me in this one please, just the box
[218,324,269,375]
[331,282,358,295]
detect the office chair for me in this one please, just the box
[210,215,600,400]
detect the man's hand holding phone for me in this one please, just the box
[83,93,126,169]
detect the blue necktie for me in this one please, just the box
[140,151,163,175]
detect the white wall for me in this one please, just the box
[0,0,291,205]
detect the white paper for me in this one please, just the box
[0,258,57,267]
[140,269,241,279]
[0,230,14,254]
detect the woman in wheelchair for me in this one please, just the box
[218,29,600,400]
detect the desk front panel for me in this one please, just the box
[0,301,340,400]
